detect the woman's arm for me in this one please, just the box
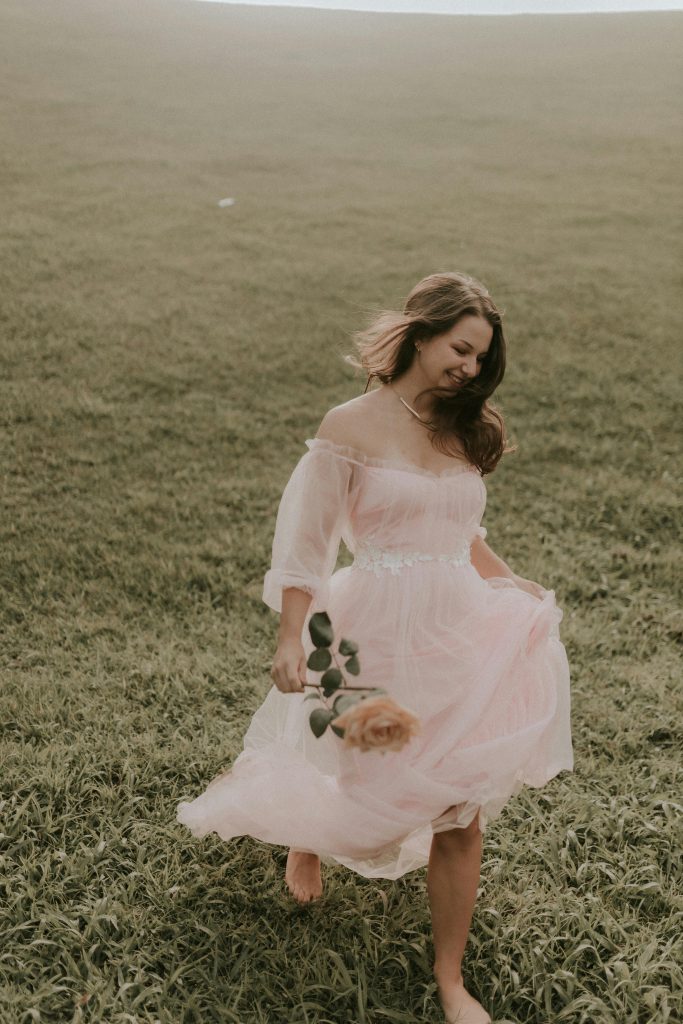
[278,587,313,643]
[470,535,515,580]
[470,536,545,598]
[270,587,314,694]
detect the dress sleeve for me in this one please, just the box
[262,447,352,614]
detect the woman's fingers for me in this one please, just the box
[270,661,306,693]
[513,574,546,600]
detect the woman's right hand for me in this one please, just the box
[270,637,308,694]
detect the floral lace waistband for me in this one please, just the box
[351,538,472,576]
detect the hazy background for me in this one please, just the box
[198,0,683,13]
[1,0,681,1021]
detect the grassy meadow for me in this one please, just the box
[1,0,681,1020]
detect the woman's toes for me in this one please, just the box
[285,849,322,903]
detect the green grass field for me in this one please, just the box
[1,0,681,1021]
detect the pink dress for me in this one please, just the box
[177,437,573,879]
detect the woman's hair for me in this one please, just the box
[343,271,515,475]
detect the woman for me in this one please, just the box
[178,271,573,1024]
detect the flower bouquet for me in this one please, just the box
[303,611,421,755]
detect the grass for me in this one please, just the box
[0,0,681,1020]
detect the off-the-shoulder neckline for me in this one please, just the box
[304,437,479,479]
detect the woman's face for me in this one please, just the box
[421,314,493,390]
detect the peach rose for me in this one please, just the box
[334,696,421,754]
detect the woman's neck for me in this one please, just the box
[383,374,435,421]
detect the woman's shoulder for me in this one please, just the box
[315,390,388,452]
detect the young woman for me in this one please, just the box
[178,271,573,1024]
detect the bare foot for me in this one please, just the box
[285,848,323,904]
[435,972,491,1024]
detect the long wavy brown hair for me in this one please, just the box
[343,271,515,475]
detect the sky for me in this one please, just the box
[194,0,682,13]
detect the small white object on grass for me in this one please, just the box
[218,197,236,207]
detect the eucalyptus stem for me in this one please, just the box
[303,683,370,692]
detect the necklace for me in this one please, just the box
[390,385,425,422]
[388,384,468,468]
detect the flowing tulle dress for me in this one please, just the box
[177,437,573,880]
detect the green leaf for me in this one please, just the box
[304,692,321,702]
[309,707,334,738]
[345,654,361,676]
[333,693,358,715]
[321,668,343,697]
[307,647,332,671]
[309,611,334,647]
[330,723,346,739]
[338,637,359,656]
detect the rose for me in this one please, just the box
[332,695,421,754]
[303,611,423,752]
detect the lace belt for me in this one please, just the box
[351,539,471,576]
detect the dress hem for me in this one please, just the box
[176,757,574,881]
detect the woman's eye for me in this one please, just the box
[453,346,486,363]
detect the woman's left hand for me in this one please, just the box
[512,574,546,600]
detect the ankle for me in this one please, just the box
[434,963,463,986]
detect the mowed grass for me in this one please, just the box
[1,0,681,1021]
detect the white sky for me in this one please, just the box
[195,0,682,13]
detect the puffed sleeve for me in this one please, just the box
[262,447,352,614]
